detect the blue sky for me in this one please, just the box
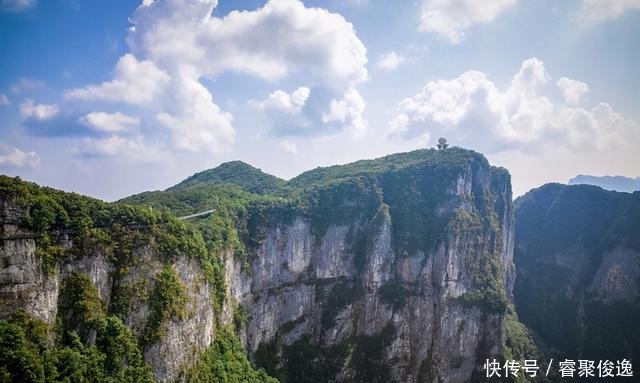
[1,0,639,200]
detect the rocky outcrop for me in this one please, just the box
[0,200,59,325]
[226,152,515,382]
[0,198,216,382]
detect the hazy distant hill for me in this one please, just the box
[569,174,640,192]
[514,183,640,360]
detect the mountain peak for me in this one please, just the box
[168,160,285,195]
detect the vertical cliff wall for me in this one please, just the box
[224,149,515,383]
[0,189,220,382]
[1,148,517,383]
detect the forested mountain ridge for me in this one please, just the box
[2,148,636,382]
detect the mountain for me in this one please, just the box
[0,148,524,383]
[569,174,640,192]
[169,160,286,195]
[514,183,640,360]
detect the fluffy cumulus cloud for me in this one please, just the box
[389,58,639,153]
[0,94,9,106]
[556,77,589,105]
[78,112,140,133]
[127,0,367,85]
[323,88,366,137]
[376,51,405,71]
[155,74,235,153]
[419,0,516,43]
[19,99,58,121]
[0,146,40,168]
[256,85,366,137]
[259,87,311,115]
[65,54,170,105]
[63,0,368,158]
[581,0,640,23]
[0,0,35,12]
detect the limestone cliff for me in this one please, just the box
[226,149,515,383]
[1,148,517,383]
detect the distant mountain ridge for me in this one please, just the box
[569,174,640,192]
[514,183,640,361]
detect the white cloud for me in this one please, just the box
[78,112,140,133]
[155,75,235,153]
[556,77,589,105]
[19,98,58,121]
[419,0,516,43]
[279,140,299,154]
[64,0,367,156]
[581,0,640,23]
[255,86,312,135]
[65,54,170,105]
[0,0,35,12]
[129,0,367,85]
[376,51,405,71]
[257,86,367,137]
[323,87,366,137]
[259,87,310,114]
[0,146,40,168]
[74,135,163,162]
[10,78,44,94]
[389,57,639,153]
[0,94,9,106]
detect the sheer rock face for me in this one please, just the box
[0,234,59,324]
[0,200,215,383]
[0,151,515,383]
[0,201,59,325]
[227,159,514,383]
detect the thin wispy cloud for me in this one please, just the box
[581,0,640,23]
[0,0,36,12]
[419,0,516,43]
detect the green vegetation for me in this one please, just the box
[233,304,249,332]
[0,147,513,382]
[179,327,277,383]
[378,281,407,311]
[58,272,106,341]
[141,265,189,348]
[503,307,539,361]
[122,147,505,260]
[280,336,350,383]
[449,209,509,314]
[168,160,286,195]
[253,340,280,378]
[253,323,397,383]
[254,335,351,383]
[97,317,153,382]
[0,309,153,383]
[1,175,276,382]
[349,323,395,383]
